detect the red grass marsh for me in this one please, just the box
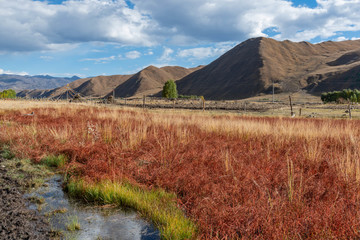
[1,100,360,239]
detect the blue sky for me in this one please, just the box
[0,0,360,78]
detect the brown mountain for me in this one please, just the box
[176,37,360,99]
[110,65,202,98]
[18,74,132,99]
[18,65,201,99]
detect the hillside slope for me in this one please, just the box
[18,74,132,99]
[110,65,202,98]
[176,37,360,99]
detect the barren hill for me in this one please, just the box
[19,65,200,99]
[110,65,202,98]
[176,37,360,99]
[18,74,132,99]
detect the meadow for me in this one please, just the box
[1,99,360,239]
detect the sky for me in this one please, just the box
[0,0,360,78]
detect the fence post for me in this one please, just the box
[143,95,146,108]
[200,96,205,111]
[289,95,294,117]
[348,103,352,119]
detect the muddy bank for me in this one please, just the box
[0,157,53,240]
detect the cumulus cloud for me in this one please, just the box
[125,50,141,59]
[0,0,155,53]
[178,42,237,59]
[1,0,360,54]
[159,47,174,62]
[133,0,360,42]
[0,68,28,76]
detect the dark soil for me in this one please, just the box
[0,157,53,240]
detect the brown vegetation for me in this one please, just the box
[1,101,360,239]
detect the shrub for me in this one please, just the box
[321,89,360,103]
[0,89,16,99]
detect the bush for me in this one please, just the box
[0,89,16,99]
[162,80,178,99]
[321,89,360,103]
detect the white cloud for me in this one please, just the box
[145,50,154,55]
[40,56,54,61]
[159,47,174,62]
[0,68,28,76]
[0,0,155,53]
[178,42,237,59]
[1,0,360,54]
[81,55,116,63]
[125,50,141,59]
[334,36,348,41]
[133,0,360,42]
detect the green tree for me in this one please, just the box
[0,89,16,99]
[162,80,178,99]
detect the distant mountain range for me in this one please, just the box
[17,37,360,100]
[0,74,79,92]
[18,66,203,99]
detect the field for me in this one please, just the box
[1,99,360,239]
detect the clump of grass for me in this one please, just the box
[45,208,68,217]
[0,146,15,159]
[66,179,197,239]
[28,196,45,205]
[66,215,81,231]
[41,154,67,168]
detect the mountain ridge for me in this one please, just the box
[176,37,360,99]
[0,74,80,92]
[17,37,360,100]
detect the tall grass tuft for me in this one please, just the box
[66,179,197,239]
[41,154,67,168]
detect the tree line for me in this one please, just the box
[321,89,360,103]
[0,89,16,99]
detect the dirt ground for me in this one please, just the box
[0,157,53,240]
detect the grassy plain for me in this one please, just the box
[1,99,360,239]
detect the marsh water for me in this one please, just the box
[26,175,160,240]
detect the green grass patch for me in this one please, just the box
[66,215,81,231]
[0,146,15,159]
[1,146,53,191]
[66,179,197,239]
[41,154,67,168]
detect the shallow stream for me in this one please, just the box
[26,175,160,240]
